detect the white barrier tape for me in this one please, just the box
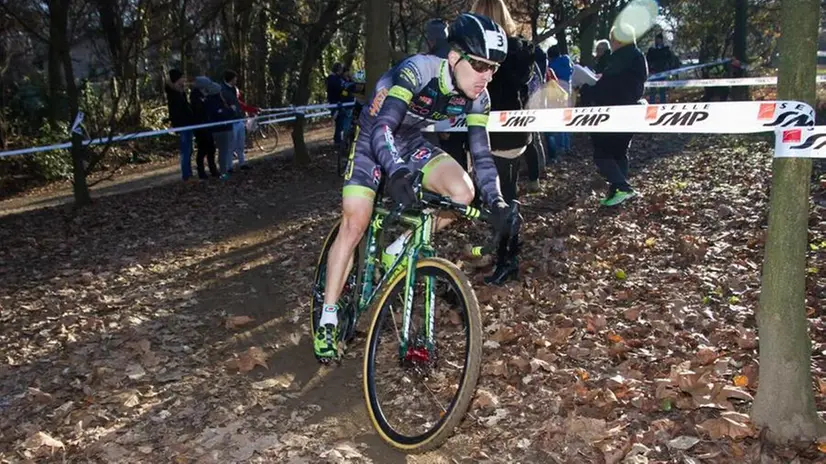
[775,126,826,158]
[422,101,814,134]
[648,59,733,81]
[258,102,355,114]
[0,107,339,158]
[646,75,826,88]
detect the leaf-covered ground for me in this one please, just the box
[2,132,826,463]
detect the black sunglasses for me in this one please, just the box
[458,51,499,74]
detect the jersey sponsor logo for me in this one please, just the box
[446,105,464,115]
[449,116,467,127]
[369,88,389,116]
[646,104,710,127]
[372,166,382,185]
[448,96,467,106]
[409,102,431,116]
[417,95,433,106]
[411,147,432,161]
[563,108,611,127]
[382,126,400,160]
[398,61,423,88]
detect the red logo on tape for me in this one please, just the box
[758,103,776,120]
[782,129,802,143]
[645,106,658,121]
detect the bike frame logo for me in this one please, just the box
[646,104,710,126]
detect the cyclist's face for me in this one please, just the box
[450,50,496,99]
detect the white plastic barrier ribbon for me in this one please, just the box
[775,126,826,158]
[648,59,732,81]
[0,105,345,158]
[646,75,826,88]
[422,100,815,134]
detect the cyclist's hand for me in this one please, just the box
[387,168,417,208]
[488,199,510,234]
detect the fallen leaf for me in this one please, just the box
[734,375,749,387]
[668,435,701,451]
[473,389,499,410]
[227,347,269,373]
[549,327,575,345]
[22,431,64,451]
[623,307,641,321]
[697,412,754,439]
[225,315,255,330]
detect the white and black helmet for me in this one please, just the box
[448,13,508,63]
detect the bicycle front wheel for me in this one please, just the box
[363,257,482,453]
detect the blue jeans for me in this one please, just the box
[179,130,193,180]
[648,87,667,104]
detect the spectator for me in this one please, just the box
[164,68,195,181]
[338,66,356,141]
[326,62,347,147]
[190,76,221,179]
[646,32,677,103]
[219,70,243,172]
[547,45,573,155]
[594,39,612,74]
[471,0,535,285]
[236,87,260,166]
[580,26,648,207]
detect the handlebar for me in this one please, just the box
[384,171,522,257]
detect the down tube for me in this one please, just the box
[359,220,379,311]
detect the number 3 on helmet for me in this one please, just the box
[448,13,508,63]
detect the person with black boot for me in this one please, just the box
[471,0,535,285]
[190,76,221,179]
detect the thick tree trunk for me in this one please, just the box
[365,0,390,95]
[579,12,597,68]
[342,16,363,71]
[47,14,63,130]
[750,0,826,443]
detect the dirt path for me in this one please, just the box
[2,133,826,463]
[0,125,333,218]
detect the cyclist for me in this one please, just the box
[315,13,513,361]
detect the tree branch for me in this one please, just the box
[534,0,613,44]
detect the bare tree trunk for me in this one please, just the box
[730,0,749,101]
[579,12,597,68]
[365,0,390,95]
[342,16,363,71]
[252,8,268,103]
[291,0,343,165]
[51,0,91,206]
[751,0,826,444]
[47,13,63,130]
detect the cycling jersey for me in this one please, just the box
[343,53,503,206]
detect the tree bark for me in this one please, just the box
[51,0,91,206]
[365,0,390,94]
[291,0,343,165]
[342,15,363,71]
[750,0,826,443]
[47,5,64,130]
[578,11,597,68]
[730,0,749,101]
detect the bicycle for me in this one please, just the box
[311,172,521,453]
[245,116,280,153]
[337,101,363,177]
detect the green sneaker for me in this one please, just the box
[600,189,638,207]
[313,323,339,361]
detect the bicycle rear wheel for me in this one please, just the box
[363,257,482,453]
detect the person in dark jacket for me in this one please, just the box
[594,39,612,74]
[326,63,347,147]
[580,27,648,207]
[646,32,677,103]
[165,69,195,181]
[472,0,534,285]
[189,76,222,179]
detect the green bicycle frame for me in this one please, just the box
[357,206,437,356]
